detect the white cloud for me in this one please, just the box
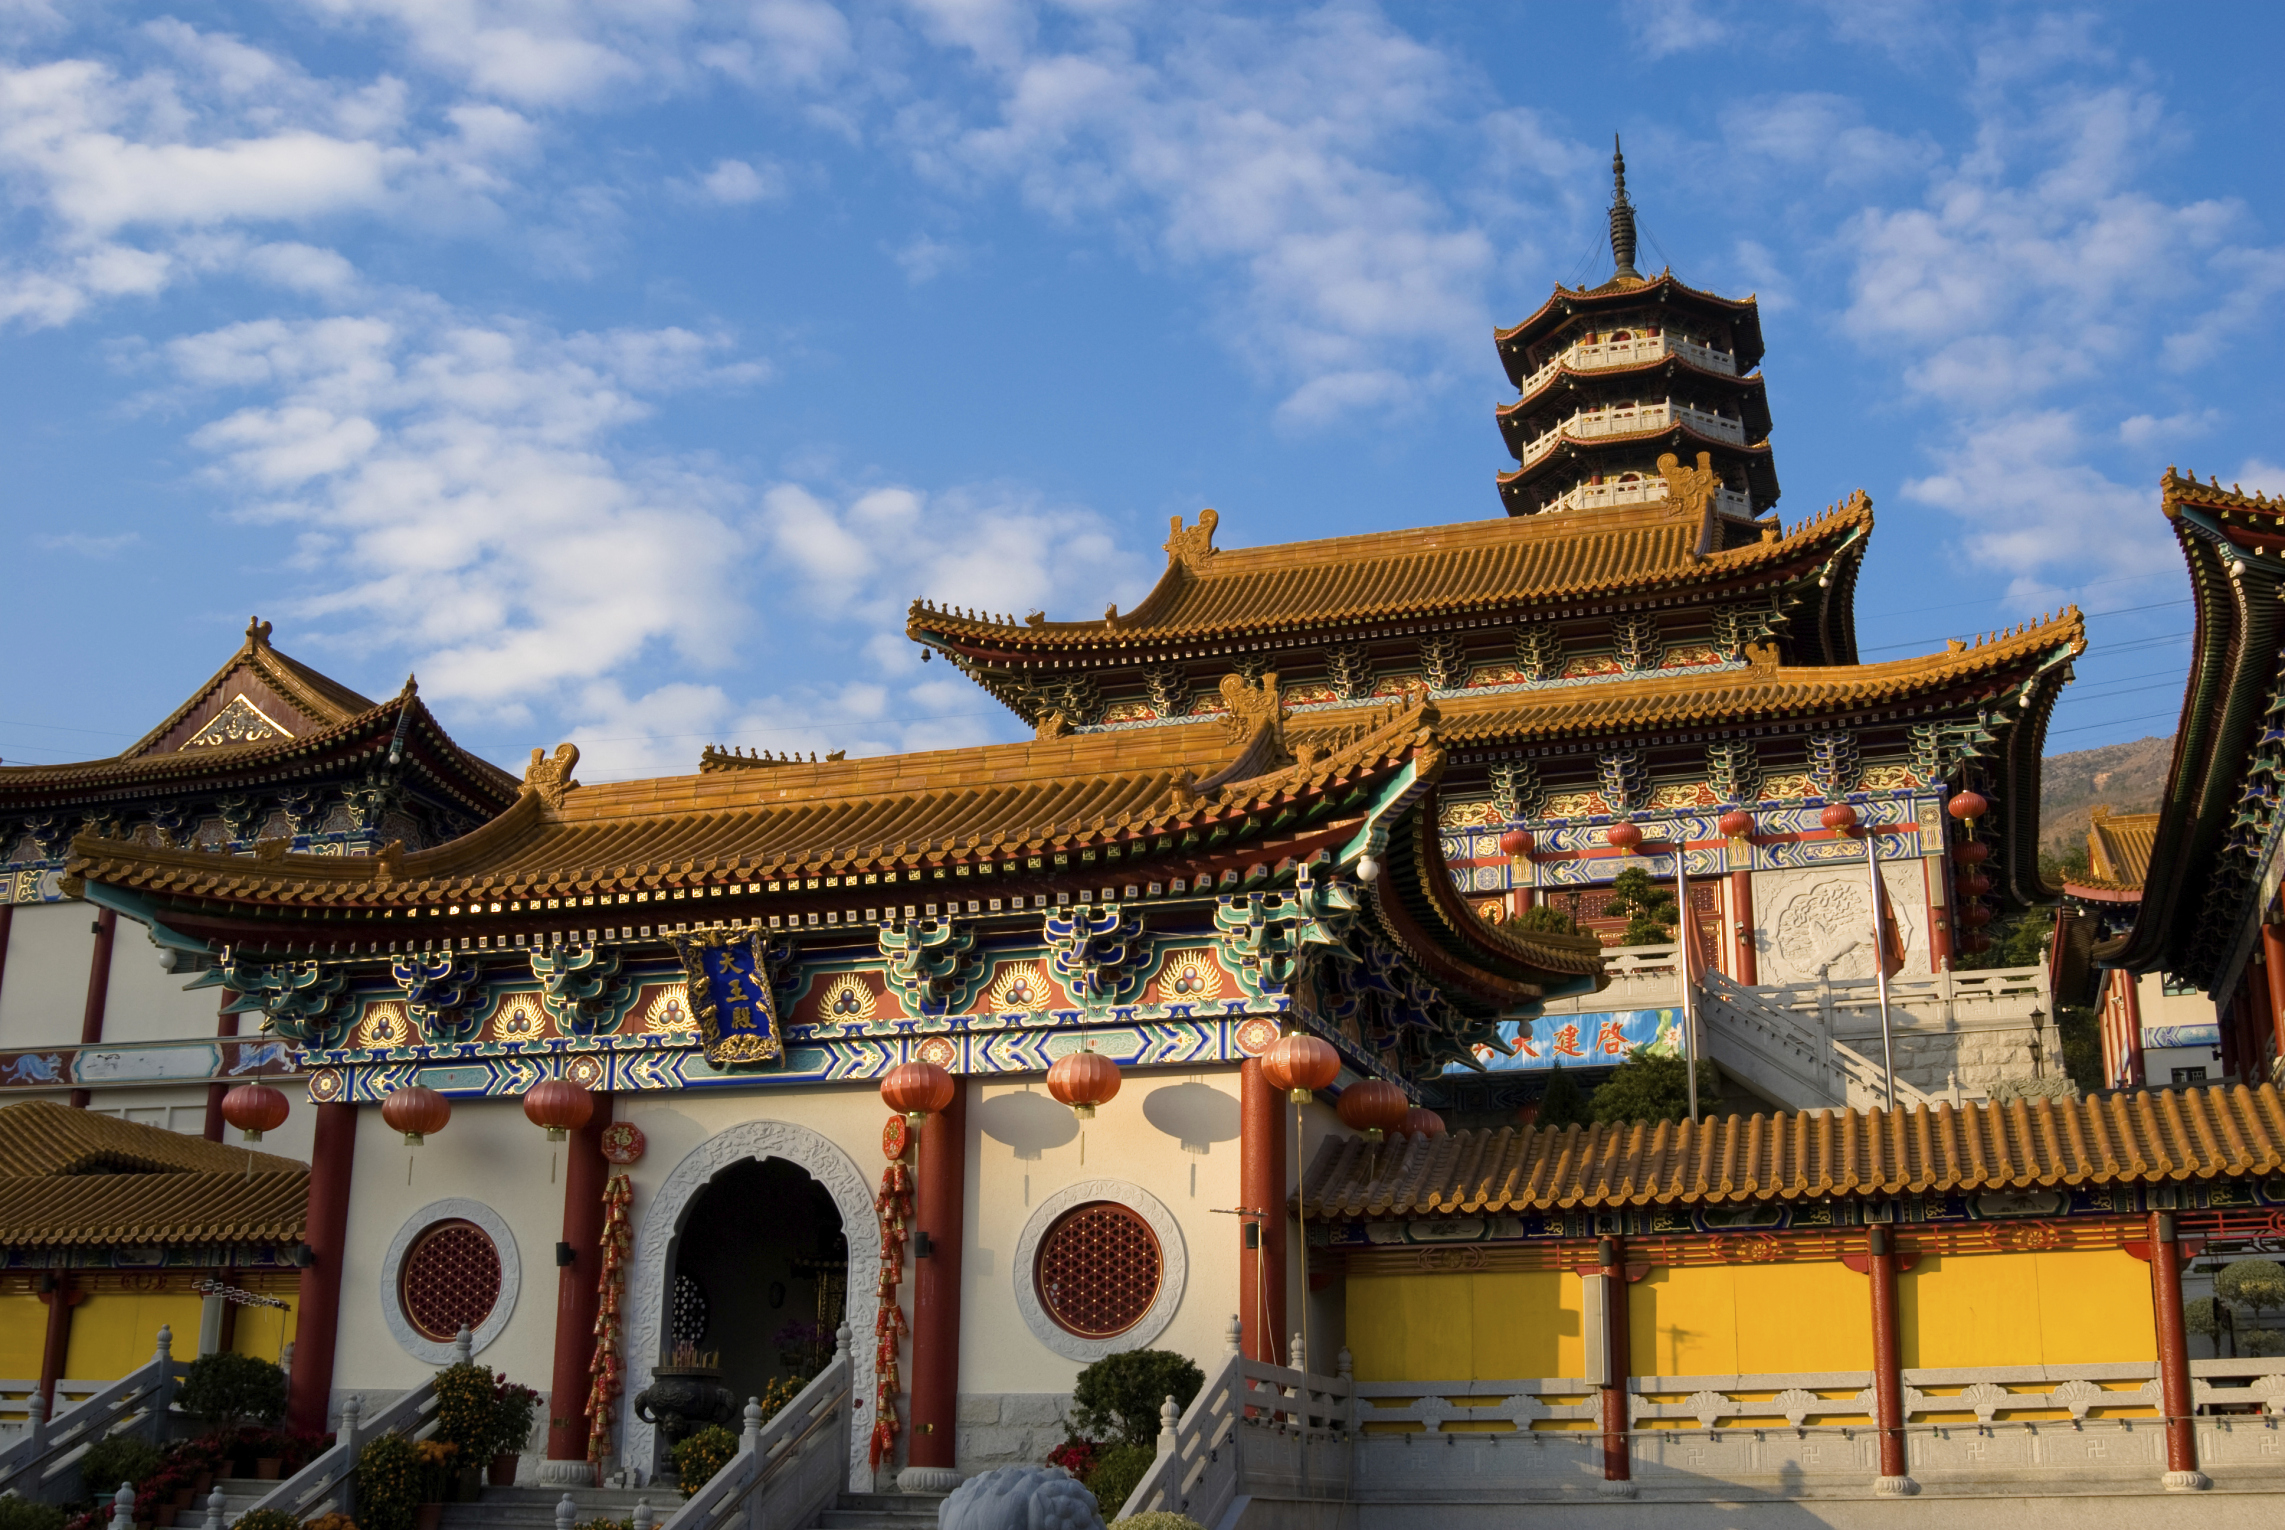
[35,529,140,556]
[1620,0,1727,59]
[697,156,784,204]
[1903,410,2164,579]
[890,232,968,284]
[1723,94,1936,186]
[2236,459,2285,500]
[170,308,761,717]
[2118,410,2217,451]
[243,241,360,294]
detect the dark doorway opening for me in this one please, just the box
[672,1155,848,1410]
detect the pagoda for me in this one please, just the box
[1493,139,1778,526]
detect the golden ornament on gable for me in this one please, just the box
[353,1000,417,1051]
[1149,948,1228,1006]
[815,973,879,1024]
[183,694,291,751]
[982,961,1056,1015]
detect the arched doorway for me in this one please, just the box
[623,1120,880,1489]
[671,1157,848,1405]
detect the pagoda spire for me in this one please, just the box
[1608,135,1640,281]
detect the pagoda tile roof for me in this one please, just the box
[1500,351,1770,427]
[66,697,1430,908]
[1300,1083,2285,1216]
[1494,272,1767,385]
[0,1100,306,1248]
[0,621,517,813]
[1331,609,2085,748]
[2087,808,2159,890]
[1496,421,1777,502]
[909,495,1868,655]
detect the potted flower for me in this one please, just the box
[411,1440,458,1528]
[489,1379,540,1487]
[353,1432,419,1530]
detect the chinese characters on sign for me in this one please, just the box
[1447,1008,1683,1073]
[667,931,782,1065]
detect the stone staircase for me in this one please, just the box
[436,1485,664,1530]
[811,1491,945,1530]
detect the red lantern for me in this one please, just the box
[220,1083,289,1142]
[1961,931,1992,954]
[1948,791,1988,822]
[1962,903,1993,928]
[1605,820,1644,851]
[1961,871,1993,898]
[881,1060,955,1122]
[1717,809,1755,839]
[1498,828,1533,858]
[523,1078,594,1141]
[1261,1033,1340,1102]
[1954,841,1991,866]
[1402,1106,1447,1141]
[1046,1049,1122,1119]
[1819,802,1860,833]
[381,1085,450,1146]
[1335,1079,1410,1143]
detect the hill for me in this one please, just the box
[2038,734,2173,864]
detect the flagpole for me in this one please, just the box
[1675,831,1698,1125]
[1866,820,1897,1113]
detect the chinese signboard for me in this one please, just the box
[1447,1008,1684,1073]
[668,931,782,1065]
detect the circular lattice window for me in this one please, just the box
[672,1271,710,1347]
[1034,1201,1162,1339]
[399,1219,503,1343]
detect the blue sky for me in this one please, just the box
[3,1,2279,782]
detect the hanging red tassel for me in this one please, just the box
[585,1173,634,1470]
[869,1160,913,1469]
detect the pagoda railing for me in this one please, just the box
[1517,400,1749,467]
[1542,477,1754,518]
[657,1338,851,1530]
[1115,1339,1352,1525]
[1517,332,1738,397]
[0,1328,185,1505]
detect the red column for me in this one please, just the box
[907,1083,966,1482]
[2264,925,2285,1080]
[37,1275,77,1410]
[68,909,116,1109]
[202,997,240,1142]
[2149,1210,2205,1488]
[0,905,14,1009]
[1238,1059,1286,1365]
[1866,1225,1914,1490]
[2115,972,2146,1090]
[288,1101,357,1434]
[544,1094,614,1477]
[1926,859,1954,972]
[1728,869,1756,983]
[1597,1237,1631,1490]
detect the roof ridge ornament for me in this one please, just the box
[245,616,273,648]
[1609,135,1640,282]
[524,742,580,810]
[1164,507,1220,572]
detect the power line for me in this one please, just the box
[2047,709,2179,737]
[1858,599,2191,656]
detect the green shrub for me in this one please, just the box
[1118,1516,1205,1530]
[1069,1351,1203,1450]
[1082,1444,1155,1519]
[1503,905,1578,937]
[228,1512,302,1530]
[1588,1051,1715,1126]
[671,1426,738,1498]
[178,1354,288,1434]
[489,1380,540,1460]
[79,1435,165,1502]
[2216,1259,2285,1321]
[2245,1328,2285,1358]
[352,1433,419,1530]
[0,1496,68,1530]
[429,1364,495,1460]
[1532,1068,1589,1130]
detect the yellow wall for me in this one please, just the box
[63,1292,204,1379]
[229,1293,299,1364]
[1901,1249,2155,1368]
[1628,1262,1874,1378]
[1345,1270,1586,1382]
[0,1294,47,1378]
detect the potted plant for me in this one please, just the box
[353,1432,419,1530]
[489,1378,540,1487]
[411,1440,458,1526]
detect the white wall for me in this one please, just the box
[0,901,96,1048]
[104,922,228,1044]
[335,1097,571,1396]
[963,1067,1246,1395]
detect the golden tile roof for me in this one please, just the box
[0,1100,306,1248]
[1301,1084,2285,1216]
[2087,807,2159,890]
[1301,609,2085,749]
[1492,272,1767,383]
[120,617,377,760]
[66,694,1435,909]
[908,494,1868,653]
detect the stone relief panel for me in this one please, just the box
[1752,861,1930,984]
